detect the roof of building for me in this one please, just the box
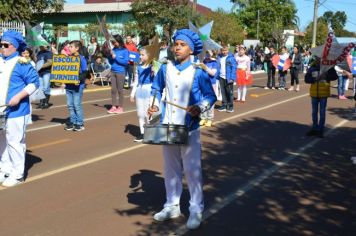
[49,1,211,15]
[52,3,132,13]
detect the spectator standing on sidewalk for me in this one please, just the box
[36,42,53,109]
[264,45,277,89]
[235,45,252,102]
[288,46,302,92]
[125,35,138,88]
[107,34,129,114]
[217,45,237,113]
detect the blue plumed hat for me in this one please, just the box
[173,29,203,55]
[1,30,27,52]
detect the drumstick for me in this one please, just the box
[164,100,188,111]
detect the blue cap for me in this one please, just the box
[173,29,203,55]
[1,30,27,52]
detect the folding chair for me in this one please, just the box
[91,63,109,86]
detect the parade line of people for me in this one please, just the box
[0,29,355,231]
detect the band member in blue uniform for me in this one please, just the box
[0,30,39,187]
[148,29,217,230]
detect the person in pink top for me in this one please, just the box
[125,35,138,88]
[234,45,252,102]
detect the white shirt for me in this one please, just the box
[219,56,227,79]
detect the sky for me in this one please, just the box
[67,0,356,33]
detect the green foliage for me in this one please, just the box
[131,0,204,41]
[321,11,355,37]
[206,9,245,45]
[231,0,299,44]
[122,21,140,37]
[0,0,64,22]
[303,19,329,47]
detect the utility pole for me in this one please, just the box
[312,0,319,47]
[257,9,260,40]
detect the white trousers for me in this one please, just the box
[135,84,151,134]
[162,129,204,213]
[0,115,29,179]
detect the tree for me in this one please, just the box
[0,0,64,22]
[131,0,204,43]
[303,19,328,47]
[322,11,346,32]
[321,10,355,37]
[231,0,299,45]
[206,9,245,45]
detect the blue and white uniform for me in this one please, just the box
[0,48,39,182]
[130,64,154,135]
[151,59,216,214]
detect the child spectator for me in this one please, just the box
[278,46,289,90]
[64,40,88,131]
[235,45,252,102]
[217,45,237,113]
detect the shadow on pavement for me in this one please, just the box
[24,151,42,179]
[115,118,356,236]
[124,124,141,138]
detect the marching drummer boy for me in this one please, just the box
[0,31,39,187]
[148,29,217,230]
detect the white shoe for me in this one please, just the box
[0,172,8,183]
[186,212,202,230]
[2,177,23,187]
[153,205,181,221]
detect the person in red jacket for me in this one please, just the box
[125,35,138,88]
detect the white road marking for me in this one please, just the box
[27,109,138,132]
[28,87,265,133]
[173,118,350,235]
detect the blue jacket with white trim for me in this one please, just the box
[3,52,39,118]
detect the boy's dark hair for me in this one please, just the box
[69,40,82,49]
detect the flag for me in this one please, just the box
[189,21,222,62]
[25,22,49,47]
[275,55,291,71]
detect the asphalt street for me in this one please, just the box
[0,72,355,236]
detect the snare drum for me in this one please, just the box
[0,112,6,131]
[143,124,189,145]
